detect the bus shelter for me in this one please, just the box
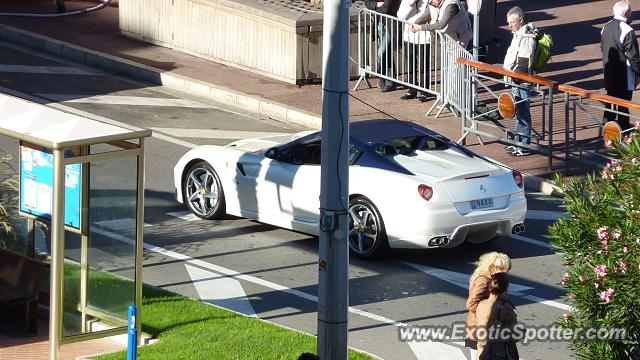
[0,93,151,359]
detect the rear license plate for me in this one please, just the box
[470,197,493,210]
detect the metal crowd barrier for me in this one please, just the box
[353,8,440,99]
[429,32,473,118]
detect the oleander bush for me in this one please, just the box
[549,126,640,359]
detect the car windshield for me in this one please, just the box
[373,135,450,156]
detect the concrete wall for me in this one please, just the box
[119,0,361,84]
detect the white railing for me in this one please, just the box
[353,8,440,98]
[353,8,472,118]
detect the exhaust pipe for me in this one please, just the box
[512,224,525,234]
[428,236,450,247]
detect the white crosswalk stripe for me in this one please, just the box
[0,65,103,76]
[35,93,213,108]
[150,127,286,139]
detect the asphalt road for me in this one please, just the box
[0,41,575,360]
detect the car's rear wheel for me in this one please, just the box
[183,161,225,219]
[348,197,388,259]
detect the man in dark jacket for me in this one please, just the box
[365,0,401,92]
[601,1,640,130]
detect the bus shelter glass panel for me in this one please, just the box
[0,138,31,255]
[62,231,83,337]
[87,151,138,320]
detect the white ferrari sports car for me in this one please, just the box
[173,119,527,258]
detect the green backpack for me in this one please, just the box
[532,30,553,73]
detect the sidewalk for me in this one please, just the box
[0,318,125,360]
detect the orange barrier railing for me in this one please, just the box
[457,58,640,170]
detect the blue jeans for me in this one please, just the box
[511,85,532,145]
[376,20,395,86]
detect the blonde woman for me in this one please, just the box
[464,252,511,360]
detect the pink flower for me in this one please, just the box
[563,313,570,323]
[619,261,628,274]
[623,246,628,253]
[635,120,640,129]
[597,226,608,240]
[609,174,615,180]
[632,158,638,164]
[579,275,585,282]
[615,165,623,171]
[636,237,640,245]
[561,272,569,285]
[570,293,577,299]
[624,136,633,145]
[612,230,621,240]
[594,282,600,288]
[594,264,607,278]
[600,288,614,302]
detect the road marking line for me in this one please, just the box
[401,261,569,311]
[185,264,257,317]
[526,210,569,221]
[513,234,551,249]
[0,65,103,75]
[150,127,286,140]
[167,211,200,221]
[93,218,152,230]
[89,226,468,359]
[35,93,214,108]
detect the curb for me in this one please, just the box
[0,24,322,130]
[0,23,564,198]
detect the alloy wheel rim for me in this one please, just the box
[348,203,378,254]
[185,167,219,216]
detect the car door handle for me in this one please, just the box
[236,162,246,176]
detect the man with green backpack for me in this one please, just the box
[502,6,537,156]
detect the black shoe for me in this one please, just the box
[419,94,432,102]
[401,92,417,100]
[380,84,396,93]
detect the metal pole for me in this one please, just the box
[49,149,66,360]
[80,145,89,333]
[27,218,35,259]
[317,0,350,357]
[135,138,145,345]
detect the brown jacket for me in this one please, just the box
[475,293,518,358]
[465,275,490,340]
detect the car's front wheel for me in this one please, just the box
[183,161,225,219]
[348,197,389,259]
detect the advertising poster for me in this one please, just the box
[19,142,81,230]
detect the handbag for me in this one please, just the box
[479,301,520,360]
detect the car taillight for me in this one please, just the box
[512,171,523,188]
[418,184,434,201]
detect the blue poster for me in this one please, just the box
[19,143,81,230]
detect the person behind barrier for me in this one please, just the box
[409,0,472,49]
[502,6,536,157]
[465,252,511,360]
[397,0,432,102]
[601,0,640,131]
[365,0,401,93]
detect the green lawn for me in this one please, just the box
[94,286,374,360]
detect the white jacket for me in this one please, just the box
[503,23,537,74]
[397,0,430,44]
